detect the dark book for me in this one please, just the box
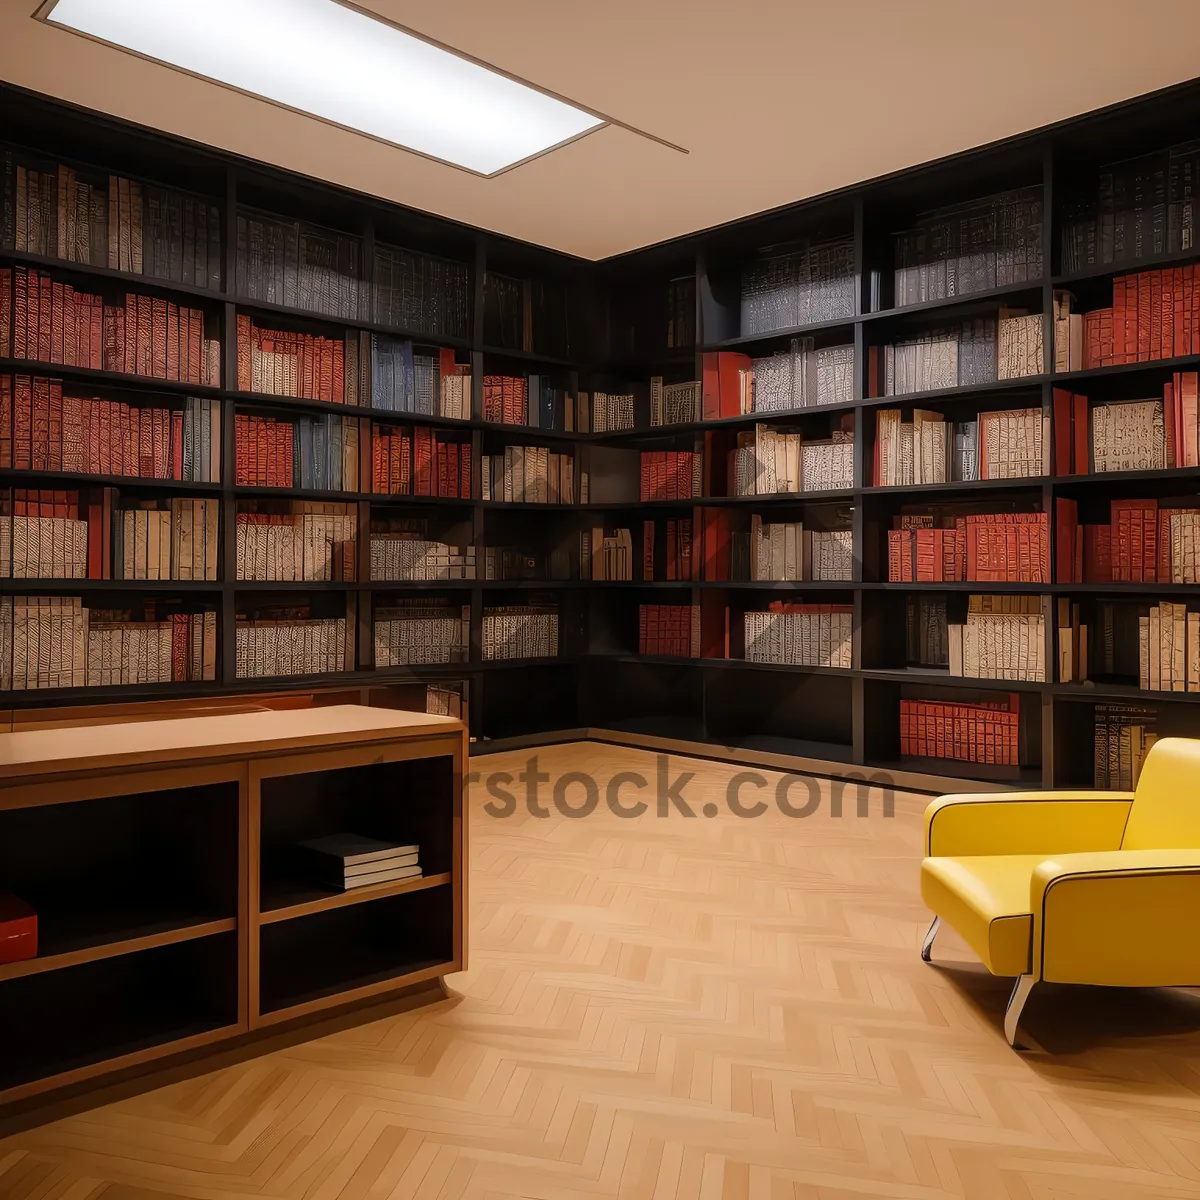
[296,832,416,868]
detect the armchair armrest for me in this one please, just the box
[925,791,1134,857]
[1030,849,1200,986]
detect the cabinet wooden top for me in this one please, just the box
[0,705,463,782]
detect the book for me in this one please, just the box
[296,834,419,868]
[740,237,855,335]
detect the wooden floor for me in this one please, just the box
[4,741,1200,1199]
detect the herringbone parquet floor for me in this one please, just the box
[5,741,1200,1199]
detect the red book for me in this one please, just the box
[1165,377,1177,469]
[63,286,77,367]
[1052,388,1073,476]
[333,340,344,404]
[1173,267,1185,357]
[1138,273,1152,362]
[1055,497,1079,584]
[12,268,26,358]
[89,294,102,369]
[1072,393,1089,475]
[1113,276,1127,364]
[0,375,10,469]
[0,267,10,359]
[172,613,188,682]
[38,273,52,362]
[643,520,655,581]
[703,509,730,582]
[459,441,470,498]
[0,894,37,965]
[717,352,751,419]
[413,426,433,496]
[237,314,253,391]
[1150,270,1161,360]
[701,353,720,420]
[166,304,179,382]
[188,310,202,384]
[50,280,64,364]
[172,409,184,480]
[48,380,62,471]
[152,297,168,378]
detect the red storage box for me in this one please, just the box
[0,894,37,964]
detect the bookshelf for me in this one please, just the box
[6,81,1200,787]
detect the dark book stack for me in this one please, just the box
[139,183,222,290]
[372,242,470,340]
[374,599,470,666]
[1059,146,1200,271]
[893,186,1044,305]
[483,271,571,358]
[906,595,949,667]
[296,834,422,893]
[639,603,699,657]
[236,207,365,320]
[484,546,574,581]
[740,237,856,336]
[1094,705,1157,788]
[666,276,696,348]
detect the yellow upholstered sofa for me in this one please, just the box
[920,737,1200,1047]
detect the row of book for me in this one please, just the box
[701,343,856,421]
[1060,145,1199,271]
[642,518,693,582]
[744,603,854,668]
[368,340,469,419]
[739,238,856,336]
[483,273,570,360]
[234,612,352,678]
[1055,497,1200,584]
[1139,602,1200,692]
[640,450,702,501]
[948,595,1046,682]
[0,597,216,689]
[3,157,223,289]
[375,243,470,340]
[373,602,469,666]
[893,186,1044,305]
[888,511,1050,583]
[1,269,222,386]
[899,694,1021,767]
[748,521,853,582]
[235,413,361,492]
[728,424,855,495]
[1053,376,1200,478]
[0,491,217,582]
[0,379,221,481]
[867,313,1043,397]
[484,546,572,582]
[873,406,1046,486]
[371,534,476,581]
[650,377,702,427]
[1075,268,1200,368]
[235,506,356,582]
[639,604,700,658]
[482,605,559,660]
[480,447,578,504]
[371,426,470,498]
[236,209,365,322]
[0,379,220,482]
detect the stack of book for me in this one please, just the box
[900,694,1021,767]
[483,602,559,660]
[481,375,528,425]
[296,834,421,893]
[948,595,1045,682]
[996,310,1044,379]
[740,237,856,334]
[893,187,1043,304]
[1094,706,1157,789]
[370,426,469,498]
[236,413,361,491]
[114,498,219,581]
[483,272,569,358]
[480,446,576,503]
[1055,497,1200,584]
[0,378,220,481]
[640,451,702,500]
[888,511,1050,583]
[236,316,357,403]
[1,268,221,385]
[235,610,351,678]
[874,407,1046,485]
[649,377,702,426]
[1053,376,1200,474]
[1071,267,1200,368]
[907,596,949,667]
[236,503,357,581]
[639,604,700,657]
[371,531,476,581]
[1139,602,1200,691]
[868,319,998,396]
[373,241,470,340]
[484,546,572,581]
[591,390,636,433]
[236,208,365,320]
[369,339,469,418]
[2,490,87,578]
[743,603,853,668]
[374,601,470,666]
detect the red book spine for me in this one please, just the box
[1138,272,1152,362]
[166,304,179,382]
[0,375,10,469]
[0,267,10,359]
[48,380,62,471]
[50,280,64,364]
[63,286,76,367]
[172,409,184,480]
[38,273,52,362]
[13,268,27,358]
[31,376,49,471]
[152,298,168,378]
[188,310,202,385]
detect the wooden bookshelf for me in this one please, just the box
[0,703,466,1107]
[5,80,1200,784]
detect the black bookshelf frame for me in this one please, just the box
[6,80,1200,786]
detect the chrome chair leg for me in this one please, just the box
[920,915,940,962]
[1004,974,1035,1048]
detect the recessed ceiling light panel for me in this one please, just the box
[39,0,606,176]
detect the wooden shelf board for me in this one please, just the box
[259,871,452,924]
[0,915,236,982]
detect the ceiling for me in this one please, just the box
[4,0,1200,261]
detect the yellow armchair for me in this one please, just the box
[920,738,1200,1047]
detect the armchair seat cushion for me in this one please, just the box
[921,855,1044,976]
